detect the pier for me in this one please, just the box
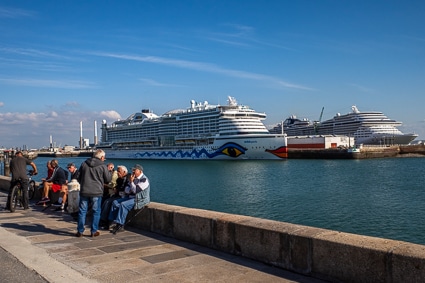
[35,150,94,158]
[287,145,400,159]
[288,144,425,159]
[1,176,424,282]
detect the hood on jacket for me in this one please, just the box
[85,157,104,168]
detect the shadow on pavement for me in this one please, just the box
[2,222,75,237]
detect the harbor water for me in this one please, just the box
[29,156,425,246]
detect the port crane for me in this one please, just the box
[313,107,324,134]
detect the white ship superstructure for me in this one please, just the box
[99,97,287,160]
[270,106,417,145]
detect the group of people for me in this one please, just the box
[7,149,151,238]
[36,159,76,211]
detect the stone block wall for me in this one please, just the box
[130,202,425,282]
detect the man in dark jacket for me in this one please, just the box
[52,162,81,211]
[36,159,66,205]
[7,151,38,210]
[76,149,112,237]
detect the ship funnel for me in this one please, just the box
[80,121,83,149]
[94,120,98,145]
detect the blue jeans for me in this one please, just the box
[108,196,135,225]
[100,195,120,222]
[77,196,102,234]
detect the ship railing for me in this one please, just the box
[175,134,214,139]
[361,144,402,148]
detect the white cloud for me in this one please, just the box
[349,83,375,94]
[0,7,35,19]
[99,110,121,120]
[0,109,121,148]
[93,52,313,91]
[0,47,72,60]
[65,101,80,108]
[0,77,97,89]
[138,77,182,87]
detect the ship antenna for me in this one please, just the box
[228,96,237,106]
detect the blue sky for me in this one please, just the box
[1,1,424,149]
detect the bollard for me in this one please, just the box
[67,179,80,214]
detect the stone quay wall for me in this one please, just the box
[1,175,424,282]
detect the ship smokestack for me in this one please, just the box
[94,120,98,145]
[80,121,83,149]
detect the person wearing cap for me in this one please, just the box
[52,162,80,211]
[108,164,150,234]
[76,149,112,238]
[6,151,38,210]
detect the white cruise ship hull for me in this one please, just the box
[103,135,287,160]
[356,133,418,146]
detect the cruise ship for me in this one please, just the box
[98,97,287,160]
[270,106,417,145]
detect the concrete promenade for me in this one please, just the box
[0,190,324,283]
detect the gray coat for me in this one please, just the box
[78,157,111,197]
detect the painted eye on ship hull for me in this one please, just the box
[216,142,246,158]
[221,147,243,157]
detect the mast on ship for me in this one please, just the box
[228,96,237,106]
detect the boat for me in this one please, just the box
[270,105,417,145]
[98,97,287,160]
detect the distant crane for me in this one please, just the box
[313,107,324,134]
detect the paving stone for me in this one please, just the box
[0,190,324,283]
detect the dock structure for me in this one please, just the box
[288,144,425,159]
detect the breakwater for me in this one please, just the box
[0,176,424,282]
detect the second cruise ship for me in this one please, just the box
[270,105,417,145]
